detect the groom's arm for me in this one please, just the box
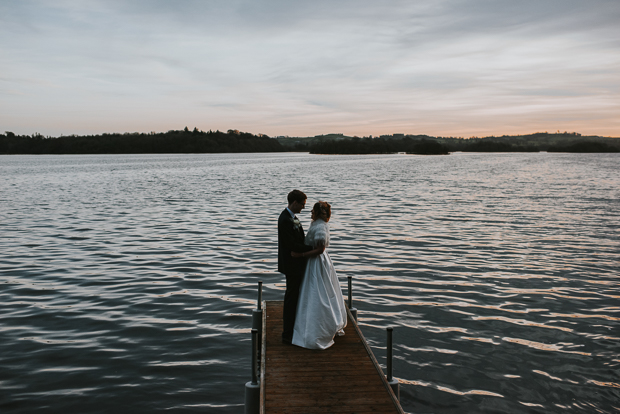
[292,243,324,258]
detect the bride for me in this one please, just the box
[291,201,347,350]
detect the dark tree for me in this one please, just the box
[0,129,284,154]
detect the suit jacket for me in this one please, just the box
[278,208,312,276]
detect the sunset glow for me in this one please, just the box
[2,0,619,138]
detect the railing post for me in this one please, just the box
[347,276,357,321]
[251,281,263,374]
[244,328,260,414]
[246,281,263,414]
[386,327,400,400]
[257,281,262,311]
[251,329,259,385]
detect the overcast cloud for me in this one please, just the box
[1,0,619,137]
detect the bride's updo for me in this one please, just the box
[311,201,331,222]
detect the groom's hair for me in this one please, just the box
[287,189,307,204]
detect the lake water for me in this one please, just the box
[1,152,618,413]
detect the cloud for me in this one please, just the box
[1,0,619,137]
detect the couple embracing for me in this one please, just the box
[278,189,347,350]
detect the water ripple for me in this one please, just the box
[1,152,618,413]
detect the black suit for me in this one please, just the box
[278,208,312,341]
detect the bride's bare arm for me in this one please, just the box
[291,243,325,258]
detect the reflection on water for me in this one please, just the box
[1,152,618,413]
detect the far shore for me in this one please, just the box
[1,129,619,155]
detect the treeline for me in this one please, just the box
[301,133,620,154]
[308,137,449,155]
[0,128,284,154]
[443,140,620,153]
[2,129,618,155]
[445,133,620,153]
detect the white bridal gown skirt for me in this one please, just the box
[292,252,347,350]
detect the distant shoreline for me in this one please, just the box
[1,129,619,155]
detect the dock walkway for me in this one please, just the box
[260,301,404,413]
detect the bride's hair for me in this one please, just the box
[311,201,331,222]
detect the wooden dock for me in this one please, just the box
[259,300,404,414]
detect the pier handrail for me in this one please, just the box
[345,306,405,413]
[387,327,394,382]
[259,299,266,414]
[347,275,358,321]
[251,329,259,385]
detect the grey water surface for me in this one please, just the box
[1,152,618,413]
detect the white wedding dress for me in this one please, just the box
[292,219,347,350]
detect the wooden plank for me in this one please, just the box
[264,379,386,389]
[260,300,404,414]
[264,402,400,414]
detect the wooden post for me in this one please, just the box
[386,327,400,400]
[347,276,358,321]
[251,281,263,374]
[257,281,262,310]
[244,329,260,414]
[246,282,263,414]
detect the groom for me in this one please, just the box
[278,189,313,344]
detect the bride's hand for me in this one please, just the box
[291,251,302,258]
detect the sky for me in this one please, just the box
[1,0,619,138]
